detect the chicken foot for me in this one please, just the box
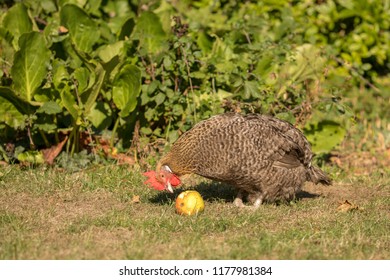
[233,190,263,209]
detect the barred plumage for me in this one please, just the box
[151,112,331,207]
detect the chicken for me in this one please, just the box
[144,112,331,208]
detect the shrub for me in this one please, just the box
[2,0,383,164]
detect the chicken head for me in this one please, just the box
[143,166,181,193]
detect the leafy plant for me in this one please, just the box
[0,2,142,163]
[2,0,387,165]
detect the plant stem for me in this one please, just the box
[110,116,120,148]
[54,115,60,144]
[69,125,80,156]
[38,129,50,148]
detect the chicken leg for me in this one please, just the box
[233,189,263,209]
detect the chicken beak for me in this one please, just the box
[166,181,174,193]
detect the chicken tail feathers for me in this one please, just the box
[307,165,331,185]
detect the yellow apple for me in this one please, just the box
[175,190,205,216]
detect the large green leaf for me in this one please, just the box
[87,101,113,130]
[60,4,100,53]
[2,3,33,48]
[73,67,92,94]
[277,44,326,96]
[0,86,37,115]
[80,62,106,116]
[304,120,346,154]
[10,32,51,103]
[0,96,26,129]
[60,88,80,122]
[197,31,213,54]
[286,44,326,82]
[133,12,167,55]
[98,41,125,63]
[52,60,70,90]
[118,17,135,40]
[112,64,141,118]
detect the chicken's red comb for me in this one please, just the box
[143,171,165,191]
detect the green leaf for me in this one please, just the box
[275,112,295,124]
[119,17,135,40]
[35,123,57,132]
[304,120,346,154]
[145,108,154,121]
[167,130,179,143]
[216,89,233,100]
[60,4,100,53]
[140,127,152,135]
[98,41,125,63]
[255,53,274,76]
[0,96,26,129]
[291,44,326,81]
[40,0,57,13]
[85,0,103,15]
[278,44,326,96]
[154,92,166,106]
[73,67,91,94]
[0,86,37,115]
[33,88,58,103]
[87,101,113,130]
[60,88,79,122]
[80,62,106,115]
[133,11,167,55]
[52,60,70,90]
[112,64,141,118]
[244,81,261,99]
[2,3,33,48]
[37,101,63,115]
[17,151,44,164]
[197,32,213,54]
[172,104,184,116]
[210,35,238,62]
[11,32,51,103]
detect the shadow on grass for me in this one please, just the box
[149,182,320,205]
[149,182,236,205]
[296,190,321,200]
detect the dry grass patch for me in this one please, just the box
[0,165,389,259]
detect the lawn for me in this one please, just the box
[1,0,389,262]
[0,164,388,260]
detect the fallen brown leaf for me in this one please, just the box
[41,136,68,165]
[131,195,141,203]
[337,200,362,212]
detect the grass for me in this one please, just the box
[0,164,389,260]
